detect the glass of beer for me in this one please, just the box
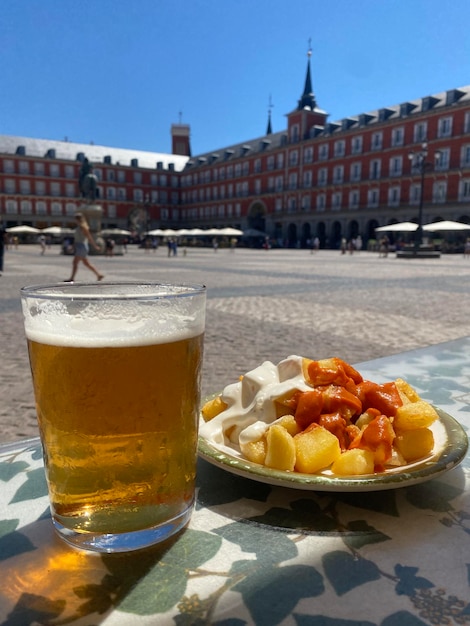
[21,282,206,553]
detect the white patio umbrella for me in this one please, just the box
[41,226,74,235]
[218,227,243,236]
[375,222,418,232]
[101,228,132,236]
[6,225,40,234]
[146,229,165,236]
[423,220,470,232]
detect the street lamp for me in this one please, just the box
[408,143,441,252]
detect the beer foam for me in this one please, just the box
[22,299,205,347]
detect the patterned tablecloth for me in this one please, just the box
[1,338,469,626]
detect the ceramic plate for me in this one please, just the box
[198,406,468,492]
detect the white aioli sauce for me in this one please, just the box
[200,355,312,447]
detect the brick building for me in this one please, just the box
[2,52,470,247]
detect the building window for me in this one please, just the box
[267,156,275,170]
[4,159,14,173]
[461,145,470,167]
[367,188,379,208]
[277,153,284,168]
[275,198,283,212]
[433,181,447,203]
[51,202,62,215]
[5,179,16,193]
[409,183,421,204]
[350,162,361,182]
[66,203,77,215]
[318,144,329,160]
[435,147,450,170]
[275,176,283,192]
[465,112,470,134]
[413,122,427,143]
[254,159,261,173]
[301,195,311,210]
[36,201,47,215]
[288,172,297,189]
[351,136,363,154]
[20,200,32,214]
[333,165,344,184]
[289,150,298,166]
[254,179,261,194]
[133,189,143,202]
[35,181,45,195]
[371,132,383,150]
[389,156,403,176]
[318,167,328,186]
[117,170,126,183]
[332,191,342,210]
[107,170,116,181]
[108,204,117,218]
[437,116,453,138]
[20,180,31,194]
[234,163,242,177]
[388,186,401,207]
[19,161,29,174]
[303,147,313,163]
[391,127,404,147]
[290,124,300,142]
[34,162,45,176]
[287,196,297,212]
[6,200,17,214]
[369,159,381,180]
[50,164,60,177]
[316,193,326,211]
[459,179,470,201]
[50,182,61,197]
[303,170,312,188]
[107,187,116,199]
[349,189,359,209]
[334,140,345,157]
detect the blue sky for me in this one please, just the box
[2,0,470,156]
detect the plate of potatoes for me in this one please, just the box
[198,356,468,492]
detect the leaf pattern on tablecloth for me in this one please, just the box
[0,519,36,561]
[9,467,48,503]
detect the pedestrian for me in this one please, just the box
[65,213,104,282]
[39,234,46,255]
[0,225,6,276]
[464,238,470,258]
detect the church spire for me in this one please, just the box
[266,94,273,134]
[297,41,316,111]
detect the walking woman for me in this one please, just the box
[66,213,104,282]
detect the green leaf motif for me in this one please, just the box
[0,461,30,482]
[335,490,399,517]
[0,519,36,561]
[248,498,339,534]
[2,592,65,626]
[110,529,222,616]
[322,550,381,596]
[214,521,298,563]
[232,564,324,626]
[405,481,463,512]
[9,468,48,503]
[342,519,391,550]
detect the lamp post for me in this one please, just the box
[408,143,441,253]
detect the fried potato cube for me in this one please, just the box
[331,449,375,476]
[394,428,435,462]
[265,424,296,471]
[276,414,302,436]
[395,378,421,403]
[201,396,228,422]
[394,400,439,431]
[240,438,267,465]
[294,426,341,474]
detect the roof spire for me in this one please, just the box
[297,40,316,111]
[266,94,273,134]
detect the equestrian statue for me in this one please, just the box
[78,158,98,202]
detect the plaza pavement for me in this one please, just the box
[2,242,470,443]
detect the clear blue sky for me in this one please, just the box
[2,0,470,156]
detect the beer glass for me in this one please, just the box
[21,282,206,553]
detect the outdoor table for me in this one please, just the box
[1,338,469,625]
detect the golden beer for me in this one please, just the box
[21,282,206,551]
